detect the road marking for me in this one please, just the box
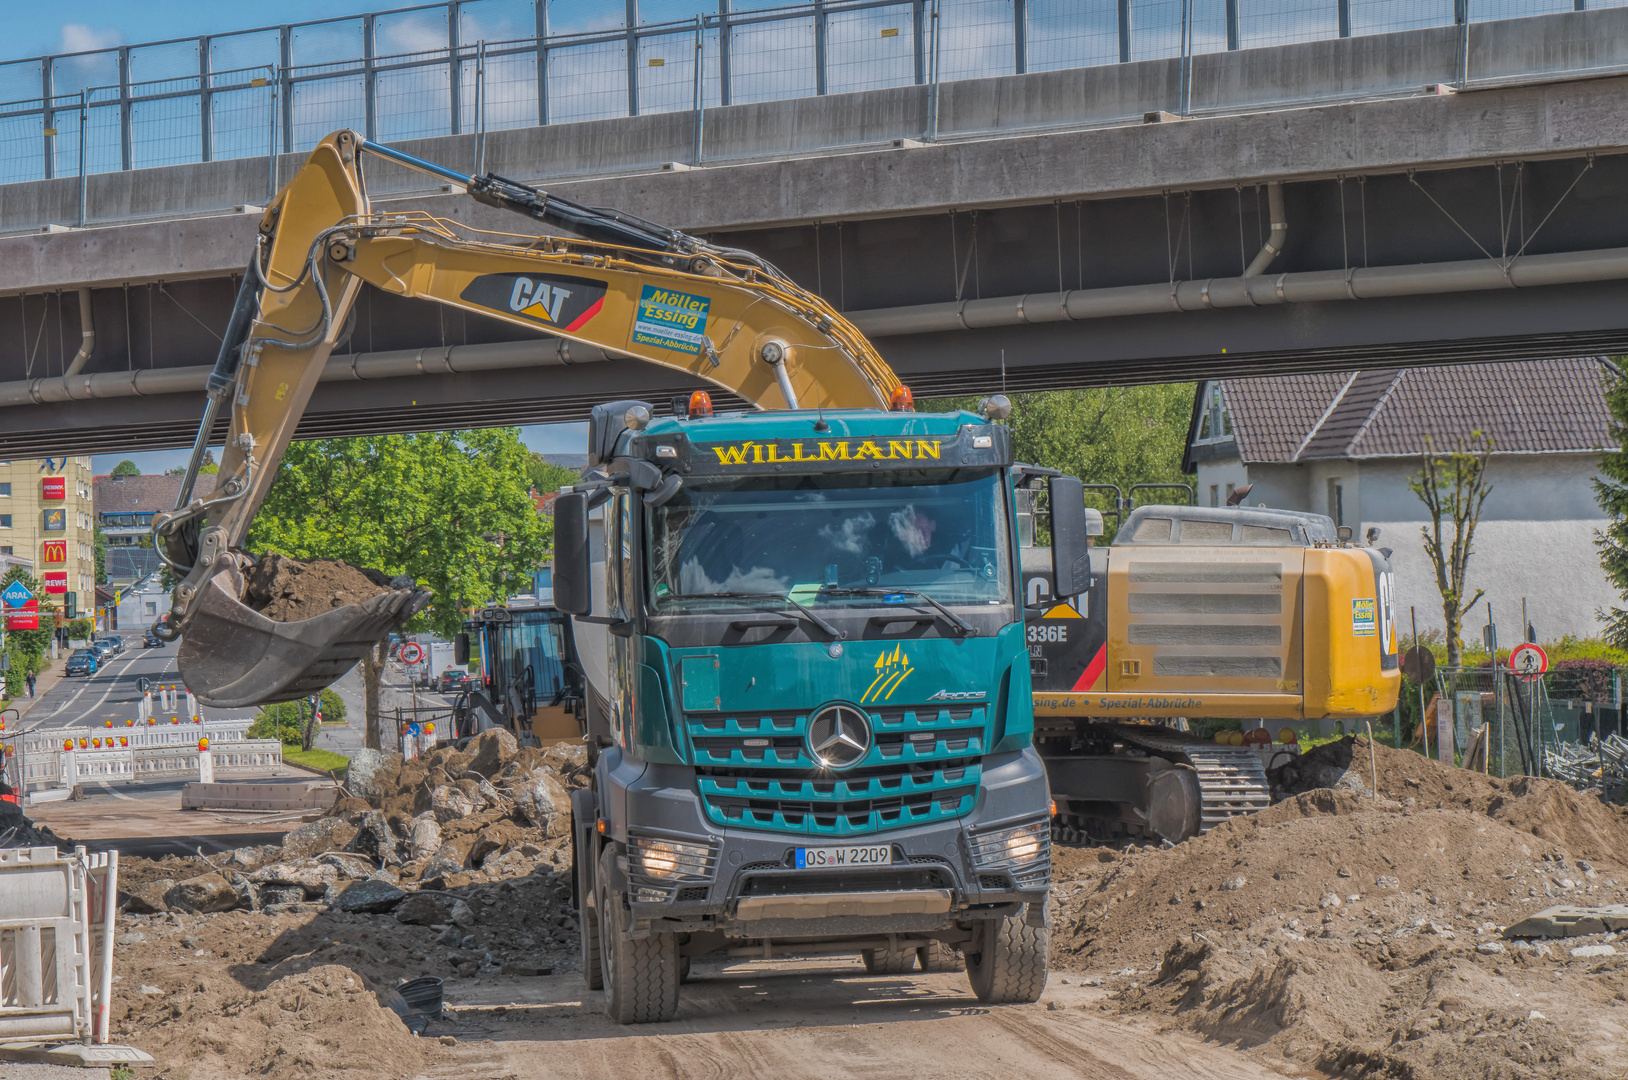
[96,780,138,802]
[47,653,147,726]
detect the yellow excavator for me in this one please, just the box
[152,130,901,707]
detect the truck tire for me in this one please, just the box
[917,939,965,973]
[577,831,602,991]
[860,947,917,975]
[598,848,680,1023]
[966,914,1049,1003]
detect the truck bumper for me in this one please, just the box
[597,745,1052,937]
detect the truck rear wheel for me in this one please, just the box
[917,939,965,973]
[598,849,680,1023]
[861,947,917,975]
[966,914,1048,1003]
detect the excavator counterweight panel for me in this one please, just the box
[178,568,429,709]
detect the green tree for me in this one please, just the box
[110,460,140,477]
[247,428,550,748]
[925,385,1196,541]
[1410,433,1493,668]
[526,452,581,497]
[249,688,347,749]
[93,521,107,585]
[1595,364,1628,647]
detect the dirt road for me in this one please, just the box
[416,959,1310,1080]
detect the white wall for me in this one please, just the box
[1194,451,1616,642]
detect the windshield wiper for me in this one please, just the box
[696,592,846,640]
[818,587,977,637]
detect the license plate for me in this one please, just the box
[795,845,892,869]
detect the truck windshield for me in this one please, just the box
[646,469,1011,611]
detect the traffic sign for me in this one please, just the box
[1,580,32,609]
[1510,643,1548,682]
[400,642,423,665]
[1400,644,1435,685]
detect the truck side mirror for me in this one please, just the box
[454,633,469,666]
[553,491,592,616]
[1049,475,1089,597]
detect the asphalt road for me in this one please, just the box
[27,629,259,731]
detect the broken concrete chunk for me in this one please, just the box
[1570,944,1617,958]
[280,816,359,861]
[335,878,408,914]
[164,873,241,914]
[394,892,452,926]
[249,861,342,895]
[318,851,377,879]
[408,812,443,860]
[465,728,520,780]
[450,899,476,928]
[347,748,405,803]
[509,772,570,836]
[122,878,176,915]
[431,785,478,824]
[1504,905,1628,939]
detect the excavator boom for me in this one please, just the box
[155,130,903,707]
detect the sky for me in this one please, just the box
[5,3,398,62]
[89,420,588,476]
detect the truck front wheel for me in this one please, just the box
[577,828,602,991]
[598,848,680,1023]
[965,913,1048,1003]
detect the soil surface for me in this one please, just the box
[244,553,398,622]
[1051,738,1628,1080]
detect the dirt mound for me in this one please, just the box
[245,553,398,622]
[120,959,423,1080]
[1051,740,1628,1079]
[1276,737,1628,865]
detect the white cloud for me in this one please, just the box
[58,24,123,56]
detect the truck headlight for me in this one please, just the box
[629,835,717,882]
[969,820,1050,871]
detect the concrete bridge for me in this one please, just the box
[4,6,1628,455]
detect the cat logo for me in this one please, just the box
[459,272,608,332]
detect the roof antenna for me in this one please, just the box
[813,398,829,433]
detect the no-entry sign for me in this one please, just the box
[1509,642,1549,682]
[400,642,423,665]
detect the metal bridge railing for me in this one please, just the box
[0,0,1620,193]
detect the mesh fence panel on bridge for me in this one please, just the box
[2,0,1626,199]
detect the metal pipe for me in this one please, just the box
[63,288,95,377]
[847,242,1628,338]
[1242,181,1286,278]
[0,337,618,409]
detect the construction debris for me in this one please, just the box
[1504,904,1628,939]
[1544,734,1628,799]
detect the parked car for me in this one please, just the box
[143,629,165,648]
[95,636,126,656]
[437,669,472,694]
[88,640,118,662]
[65,649,99,676]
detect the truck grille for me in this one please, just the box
[687,704,985,837]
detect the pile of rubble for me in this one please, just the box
[1050,737,1628,1080]
[122,729,587,920]
[1545,734,1628,800]
[0,797,72,850]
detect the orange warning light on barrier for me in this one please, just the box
[63,739,72,751]
[126,719,134,726]
[425,722,435,734]
[171,717,179,725]
[104,720,112,728]
[119,737,128,747]
[78,738,87,749]
[198,737,209,751]
[91,738,100,748]
[146,717,155,726]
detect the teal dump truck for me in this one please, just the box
[552,394,1084,1023]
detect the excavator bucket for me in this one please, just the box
[178,566,430,709]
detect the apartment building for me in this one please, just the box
[0,456,96,614]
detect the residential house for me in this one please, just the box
[1183,358,1616,642]
[93,473,217,586]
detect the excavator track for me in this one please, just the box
[1113,726,1272,834]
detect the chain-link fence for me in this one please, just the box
[1388,663,1628,786]
[1,0,1622,191]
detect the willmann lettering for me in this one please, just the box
[707,440,944,465]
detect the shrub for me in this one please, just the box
[248,688,347,745]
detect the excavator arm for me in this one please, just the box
[153,130,903,708]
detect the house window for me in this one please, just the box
[0,547,10,556]
[1194,383,1235,443]
[145,602,158,616]
[1224,482,1235,505]
[1209,484,1219,508]
[0,483,10,496]
[1327,479,1344,526]
[0,515,10,528]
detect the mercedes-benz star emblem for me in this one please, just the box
[806,704,872,770]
